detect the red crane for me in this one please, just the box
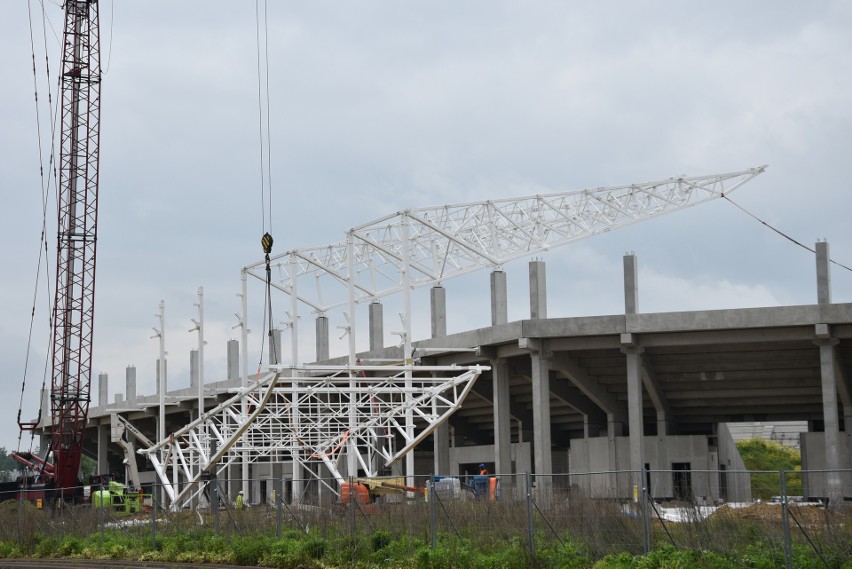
[17,0,102,496]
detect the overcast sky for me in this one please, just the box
[2,1,851,453]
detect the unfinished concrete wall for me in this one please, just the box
[569,434,739,502]
[801,432,852,500]
[717,423,752,502]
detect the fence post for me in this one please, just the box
[526,472,535,559]
[348,476,355,538]
[640,471,651,554]
[429,474,437,549]
[151,482,157,550]
[99,483,105,546]
[17,486,23,548]
[780,470,793,569]
[213,476,220,535]
[275,476,283,539]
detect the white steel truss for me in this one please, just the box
[245,166,766,314]
[140,364,486,509]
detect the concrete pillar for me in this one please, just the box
[270,328,282,365]
[431,287,450,475]
[815,330,843,501]
[98,372,108,407]
[624,347,646,481]
[114,394,123,404]
[97,424,109,475]
[125,366,136,401]
[368,301,383,351]
[624,253,638,315]
[227,339,239,381]
[607,413,623,477]
[816,241,831,305]
[531,349,552,503]
[316,315,329,361]
[156,359,167,394]
[491,270,508,326]
[529,260,547,320]
[492,359,512,480]
[190,349,199,389]
[430,286,447,338]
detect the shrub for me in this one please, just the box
[232,535,269,565]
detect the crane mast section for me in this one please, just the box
[50,0,101,491]
[246,166,766,313]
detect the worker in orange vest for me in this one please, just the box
[479,463,488,476]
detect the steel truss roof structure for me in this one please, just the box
[141,364,486,509]
[245,166,767,315]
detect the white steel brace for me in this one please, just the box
[140,364,486,509]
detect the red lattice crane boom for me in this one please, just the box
[19,0,102,493]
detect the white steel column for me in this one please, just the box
[290,253,303,500]
[290,253,299,365]
[190,287,206,503]
[191,287,205,421]
[346,231,358,478]
[402,214,414,489]
[240,271,250,501]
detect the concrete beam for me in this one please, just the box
[547,377,607,426]
[550,352,627,425]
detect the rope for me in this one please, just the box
[723,195,852,273]
[255,0,274,234]
[18,0,60,454]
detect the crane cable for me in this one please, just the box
[255,0,277,371]
[17,0,61,455]
[722,195,852,273]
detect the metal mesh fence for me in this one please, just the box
[1,469,849,566]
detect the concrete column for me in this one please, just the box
[368,301,383,351]
[624,253,638,315]
[227,339,239,381]
[531,349,552,503]
[97,424,109,475]
[316,315,329,361]
[624,347,646,479]
[816,241,831,305]
[529,260,547,320]
[114,394,123,404]
[156,359,167,394]
[844,406,852,471]
[816,331,843,501]
[98,372,108,407]
[270,328,282,365]
[491,270,508,326]
[190,349,199,389]
[125,366,136,401]
[430,286,447,338]
[492,359,512,480]
[431,287,450,475]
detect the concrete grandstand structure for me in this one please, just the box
[60,240,851,507]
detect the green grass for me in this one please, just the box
[2,530,850,569]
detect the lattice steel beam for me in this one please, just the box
[245,166,766,314]
[141,364,486,509]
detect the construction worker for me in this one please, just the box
[479,463,488,476]
[235,490,245,509]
